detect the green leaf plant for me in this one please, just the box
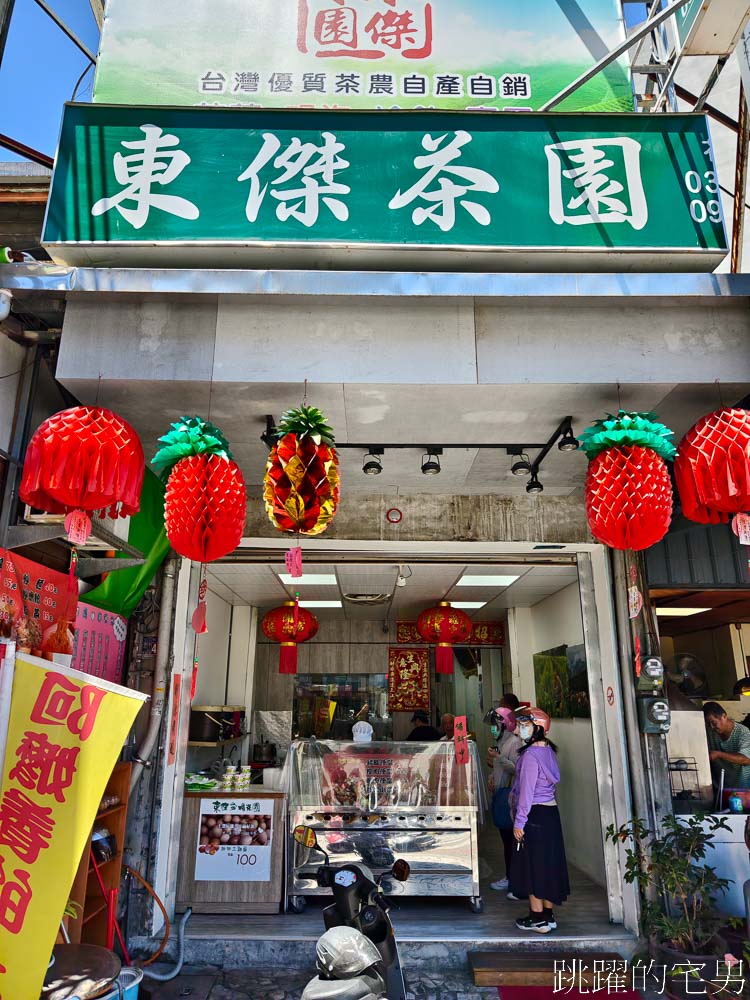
[607,813,732,956]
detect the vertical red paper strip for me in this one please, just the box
[454,714,469,766]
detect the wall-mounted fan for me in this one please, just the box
[666,654,708,697]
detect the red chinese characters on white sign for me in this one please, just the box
[299,0,433,60]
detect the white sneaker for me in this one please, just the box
[507,891,523,901]
[490,878,509,891]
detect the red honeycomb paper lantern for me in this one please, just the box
[20,406,144,543]
[416,602,473,675]
[585,446,673,551]
[165,453,246,563]
[261,602,319,674]
[675,408,750,524]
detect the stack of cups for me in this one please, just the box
[236,765,253,792]
[219,769,235,792]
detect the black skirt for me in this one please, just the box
[510,804,570,905]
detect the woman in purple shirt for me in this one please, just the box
[509,707,570,934]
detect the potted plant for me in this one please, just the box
[608,813,733,999]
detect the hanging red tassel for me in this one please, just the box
[279,642,298,674]
[191,573,208,634]
[435,644,454,675]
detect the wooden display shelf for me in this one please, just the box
[94,803,125,821]
[88,852,121,875]
[68,761,131,947]
[187,736,248,747]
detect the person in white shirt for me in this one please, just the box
[439,713,455,741]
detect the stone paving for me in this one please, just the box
[139,965,500,999]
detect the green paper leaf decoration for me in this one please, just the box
[276,405,336,447]
[579,410,677,463]
[152,416,234,478]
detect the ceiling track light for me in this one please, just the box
[421,448,442,476]
[526,473,544,495]
[510,451,531,477]
[362,447,384,476]
[557,422,580,453]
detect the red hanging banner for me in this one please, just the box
[0,549,78,664]
[388,647,429,712]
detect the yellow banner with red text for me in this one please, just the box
[0,654,146,1000]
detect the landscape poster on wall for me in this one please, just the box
[92,0,632,113]
[533,643,590,719]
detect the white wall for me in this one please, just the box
[193,589,232,705]
[517,582,608,887]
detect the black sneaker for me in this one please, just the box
[544,914,558,930]
[515,914,553,934]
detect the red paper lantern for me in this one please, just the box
[585,447,673,551]
[261,602,319,674]
[416,602,473,675]
[674,408,750,524]
[20,406,144,544]
[165,453,246,563]
[579,411,676,552]
[153,418,247,565]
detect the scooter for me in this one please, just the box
[294,825,410,1000]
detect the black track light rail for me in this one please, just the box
[261,415,575,472]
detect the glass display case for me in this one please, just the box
[286,739,485,913]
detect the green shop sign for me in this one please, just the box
[43,104,728,270]
[676,0,703,47]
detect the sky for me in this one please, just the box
[0,0,100,161]
[0,1,645,164]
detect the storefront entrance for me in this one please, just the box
[151,539,638,957]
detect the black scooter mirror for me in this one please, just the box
[293,825,318,849]
[391,859,410,882]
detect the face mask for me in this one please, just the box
[490,725,500,738]
[519,723,534,742]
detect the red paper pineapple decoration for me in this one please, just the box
[261,601,319,674]
[152,417,246,563]
[417,602,473,675]
[580,411,676,551]
[674,408,750,525]
[20,406,144,544]
[264,406,340,536]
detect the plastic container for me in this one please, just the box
[99,967,143,999]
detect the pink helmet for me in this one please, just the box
[515,706,551,734]
[495,707,517,731]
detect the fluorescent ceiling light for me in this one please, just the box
[456,575,519,587]
[655,607,711,617]
[278,573,337,585]
[299,600,342,609]
[451,602,486,609]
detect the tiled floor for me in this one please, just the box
[137,826,633,998]
[140,966,500,999]
[181,826,626,945]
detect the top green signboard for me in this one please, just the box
[42,104,727,272]
[92,0,633,113]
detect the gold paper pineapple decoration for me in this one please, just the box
[264,405,340,536]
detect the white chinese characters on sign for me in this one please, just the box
[91,125,200,230]
[545,138,648,231]
[389,130,499,232]
[238,131,350,227]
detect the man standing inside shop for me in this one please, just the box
[406,710,442,741]
[703,702,750,788]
